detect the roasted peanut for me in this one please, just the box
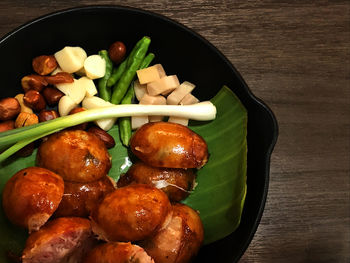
[108,41,126,64]
[21,74,48,92]
[32,55,58,75]
[15,112,39,128]
[68,107,85,115]
[88,126,116,149]
[44,72,74,85]
[0,97,21,121]
[23,90,46,112]
[42,87,64,106]
[0,120,15,132]
[38,109,59,122]
[14,94,33,113]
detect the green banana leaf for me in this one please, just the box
[0,86,247,260]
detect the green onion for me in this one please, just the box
[0,103,217,163]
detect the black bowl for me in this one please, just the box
[0,5,278,262]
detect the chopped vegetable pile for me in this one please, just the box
[0,36,216,162]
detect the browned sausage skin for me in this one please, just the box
[130,122,208,169]
[118,162,196,202]
[22,217,94,263]
[36,130,112,183]
[91,184,172,242]
[139,203,204,263]
[2,167,64,233]
[83,242,154,263]
[54,176,116,218]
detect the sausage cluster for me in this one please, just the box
[2,121,208,263]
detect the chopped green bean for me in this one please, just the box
[106,60,127,88]
[117,52,155,147]
[118,83,135,147]
[97,50,113,101]
[139,53,155,69]
[111,36,151,105]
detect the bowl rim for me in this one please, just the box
[0,4,279,262]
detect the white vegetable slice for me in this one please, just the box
[168,93,199,126]
[78,77,97,97]
[136,64,166,84]
[140,94,167,122]
[147,75,180,96]
[180,93,199,105]
[54,46,87,73]
[84,55,106,79]
[94,118,116,131]
[58,95,78,116]
[167,116,189,126]
[56,79,86,104]
[139,94,166,105]
[82,96,113,108]
[166,81,196,105]
[131,116,149,130]
[134,80,147,101]
[82,96,116,131]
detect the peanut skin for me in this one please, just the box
[38,109,59,122]
[42,87,64,106]
[88,126,115,149]
[0,120,15,132]
[0,97,21,121]
[21,75,48,92]
[32,55,58,75]
[44,72,74,85]
[130,122,208,169]
[23,90,46,112]
[108,41,126,64]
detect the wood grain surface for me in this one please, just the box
[0,1,349,262]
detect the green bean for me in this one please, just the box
[119,117,132,147]
[126,38,143,67]
[106,38,143,88]
[139,53,155,69]
[111,36,151,105]
[106,60,126,88]
[97,50,113,101]
[119,83,135,146]
[117,52,154,147]
[121,82,135,105]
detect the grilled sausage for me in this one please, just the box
[118,162,196,202]
[22,217,94,263]
[91,184,172,242]
[36,130,111,183]
[130,122,208,168]
[139,203,204,263]
[83,242,154,263]
[2,167,64,233]
[54,176,116,218]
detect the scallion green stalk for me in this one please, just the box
[0,102,216,162]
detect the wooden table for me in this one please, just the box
[0,1,349,262]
